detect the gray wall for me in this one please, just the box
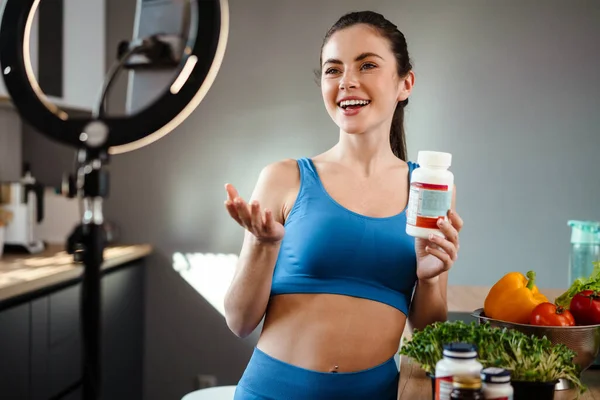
[21,0,600,399]
[0,106,22,181]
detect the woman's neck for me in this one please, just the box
[332,127,398,176]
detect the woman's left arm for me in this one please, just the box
[408,185,464,332]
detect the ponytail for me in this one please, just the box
[390,98,408,161]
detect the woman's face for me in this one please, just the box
[320,24,412,135]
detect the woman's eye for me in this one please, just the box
[325,68,340,75]
[361,63,376,70]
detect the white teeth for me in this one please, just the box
[339,99,371,108]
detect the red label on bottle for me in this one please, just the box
[406,182,452,229]
[412,182,449,191]
[435,376,453,400]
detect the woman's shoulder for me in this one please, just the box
[389,158,419,173]
[254,159,303,222]
[253,159,302,198]
[258,158,301,182]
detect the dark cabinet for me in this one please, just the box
[0,303,31,400]
[102,263,144,400]
[0,260,145,400]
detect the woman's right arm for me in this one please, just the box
[223,160,298,338]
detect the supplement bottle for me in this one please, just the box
[450,375,484,400]
[435,343,483,400]
[406,151,454,239]
[480,367,513,400]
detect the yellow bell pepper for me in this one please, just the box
[484,270,548,324]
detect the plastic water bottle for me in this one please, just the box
[568,220,600,285]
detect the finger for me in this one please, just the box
[235,198,253,229]
[429,234,458,261]
[224,183,239,201]
[224,200,243,226]
[426,245,453,269]
[437,218,459,245]
[262,208,274,234]
[447,209,464,232]
[250,201,264,235]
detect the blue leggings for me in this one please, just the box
[234,347,399,400]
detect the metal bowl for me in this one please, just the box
[471,308,600,375]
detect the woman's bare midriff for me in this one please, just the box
[256,293,407,373]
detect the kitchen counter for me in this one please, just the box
[0,243,149,398]
[0,243,152,304]
[398,355,600,399]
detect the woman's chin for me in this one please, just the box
[337,123,367,135]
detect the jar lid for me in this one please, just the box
[417,151,452,168]
[568,220,600,244]
[443,342,478,359]
[481,367,511,383]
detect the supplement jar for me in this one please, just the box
[435,342,483,400]
[406,151,454,239]
[481,367,513,400]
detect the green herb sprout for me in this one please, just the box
[399,320,585,394]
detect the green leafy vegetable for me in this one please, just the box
[399,320,585,394]
[556,261,600,308]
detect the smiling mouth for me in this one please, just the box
[337,99,371,110]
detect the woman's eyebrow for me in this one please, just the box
[323,52,384,67]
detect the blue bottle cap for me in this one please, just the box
[443,342,478,359]
[481,367,511,383]
[568,220,600,245]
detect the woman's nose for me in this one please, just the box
[339,71,359,90]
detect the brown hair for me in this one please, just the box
[316,11,413,161]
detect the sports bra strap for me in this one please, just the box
[297,157,320,187]
[408,161,419,181]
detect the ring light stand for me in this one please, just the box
[0,1,229,399]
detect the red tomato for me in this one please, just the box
[530,302,576,326]
[570,290,600,326]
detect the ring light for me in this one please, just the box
[0,1,229,399]
[0,0,228,153]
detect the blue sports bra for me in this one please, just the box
[270,158,419,316]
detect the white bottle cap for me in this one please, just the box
[417,151,452,167]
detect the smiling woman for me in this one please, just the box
[316,15,414,161]
[223,10,464,400]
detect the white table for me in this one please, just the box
[182,385,237,400]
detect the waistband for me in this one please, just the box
[236,347,399,400]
